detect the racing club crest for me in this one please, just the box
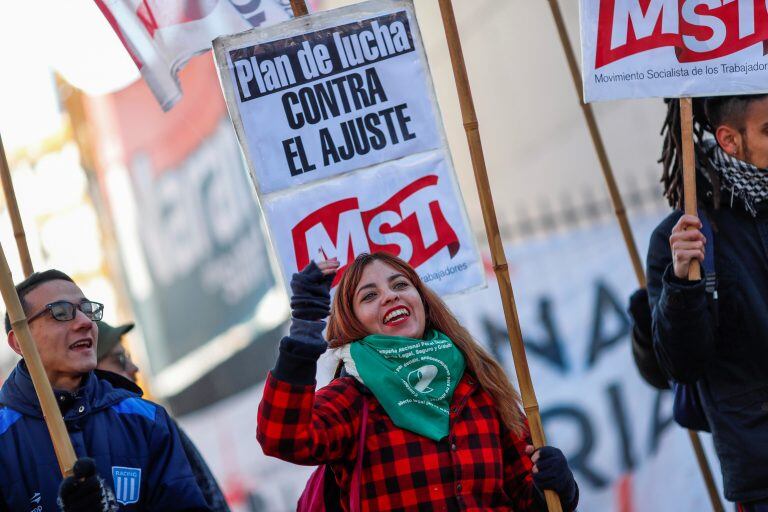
[112,466,141,505]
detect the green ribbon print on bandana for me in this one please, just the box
[349,330,465,440]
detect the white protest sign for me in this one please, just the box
[214,0,443,194]
[214,0,484,296]
[580,0,768,102]
[263,150,484,296]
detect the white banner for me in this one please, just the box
[180,212,723,512]
[263,151,484,296]
[580,0,768,102]
[214,0,482,297]
[214,0,443,194]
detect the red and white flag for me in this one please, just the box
[95,0,292,110]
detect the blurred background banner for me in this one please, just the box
[81,54,284,408]
[95,0,292,109]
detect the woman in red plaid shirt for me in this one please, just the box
[257,252,578,511]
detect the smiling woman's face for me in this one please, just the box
[351,260,426,339]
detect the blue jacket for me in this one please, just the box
[647,203,768,503]
[0,362,210,511]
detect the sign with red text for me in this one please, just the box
[580,0,768,102]
[263,151,484,296]
[214,0,483,296]
[214,0,443,194]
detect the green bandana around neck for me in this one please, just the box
[349,330,465,441]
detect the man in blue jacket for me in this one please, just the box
[0,269,209,511]
[648,95,768,511]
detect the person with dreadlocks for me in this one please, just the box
[644,94,768,511]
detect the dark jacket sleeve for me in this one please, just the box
[145,406,210,511]
[646,216,716,383]
[257,374,361,465]
[272,318,327,386]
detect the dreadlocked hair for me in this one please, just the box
[660,95,768,209]
[659,98,717,208]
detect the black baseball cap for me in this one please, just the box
[96,320,135,361]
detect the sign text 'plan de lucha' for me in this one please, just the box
[214,0,484,296]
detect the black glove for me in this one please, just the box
[58,458,115,512]
[532,446,578,508]
[290,261,335,321]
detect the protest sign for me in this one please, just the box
[580,0,768,102]
[214,0,483,295]
[263,151,483,296]
[214,1,443,194]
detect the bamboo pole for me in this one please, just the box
[0,134,34,277]
[688,430,723,511]
[679,99,723,509]
[546,2,722,509]
[680,98,701,281]
[546,0,644,288]
[0,241,76,477]
[0,127,75,480]
[289,0,308,17]
[438,1,561,510]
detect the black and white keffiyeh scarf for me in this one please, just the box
[703,139,768,217]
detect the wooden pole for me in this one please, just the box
[679,97,722,510]
[289,0,308,17]
[688,430,724,512]
[0,241,76,477]
[0,134,34,278]
[680,98,701,281]
[438,1,561,510]
[546,2,722,509]
[546,0,644,288]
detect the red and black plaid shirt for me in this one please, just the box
[258,371,556,511]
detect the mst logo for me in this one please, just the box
[291,175,459,284]
[595,0,768,68]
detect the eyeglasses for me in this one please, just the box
[26,300,104,324]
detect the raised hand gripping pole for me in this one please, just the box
[679,97,722,510]
[680,98,701,282]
